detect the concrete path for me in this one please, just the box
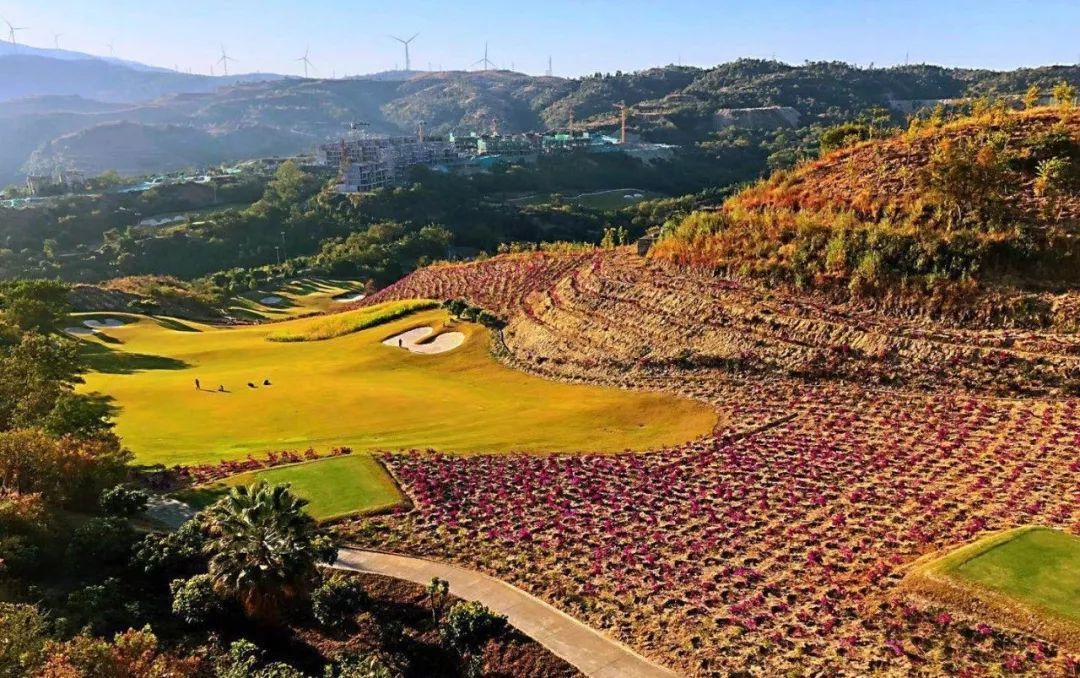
[333,548,679,678]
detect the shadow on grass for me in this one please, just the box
[174,484,229,510]
[153,317,202,332]
[282,279,334,295]
[81,341,190,374]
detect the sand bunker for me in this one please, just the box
[83,317,125,329]
[64,326,97,336]
[334,292,366,303]
[260,296,284,305]
[383,326,466,355]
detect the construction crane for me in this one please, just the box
[613,100,628,144]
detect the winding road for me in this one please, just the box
[333,548,679,678]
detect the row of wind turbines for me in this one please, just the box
[217,35,513,79]
[4,19,527,79]
[3,16,110,55]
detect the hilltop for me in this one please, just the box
[652,107,1080,321]
[2,59,1078,185]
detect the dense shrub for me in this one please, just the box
[66,517,137,569]
[440,601,507,656]
[0,602,49,675]
[311,574,369,628]
[170,573,226,625]
[133,518,207,580]
[99,484,148,518]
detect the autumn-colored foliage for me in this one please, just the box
[651,108,1080,314]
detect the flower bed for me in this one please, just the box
[340,383,1080,676]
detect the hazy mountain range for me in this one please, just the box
[1,46,1077,187]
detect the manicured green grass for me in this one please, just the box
[266,300,437,342]
[76,304,717,468]
[907,527,1080,650]
[180,455,403,521]
[226,277,366,321]
[948,528,1080,625]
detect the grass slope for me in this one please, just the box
[267,299,437,342]
[76,304,716,467]
[180,455,403,521]
[227,278,367,321]
[905,526,1080,651]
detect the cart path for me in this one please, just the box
[332,547,679,678]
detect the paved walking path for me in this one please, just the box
[333,548,679,678]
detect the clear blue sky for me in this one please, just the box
[2,0,1077,77]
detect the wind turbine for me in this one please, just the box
[106,41,114,57]
[471,42,495,71]
[390,33,418,72]
[3,18,27,48]
[296,46,315,78]
[53,33,62,50]
[217,45,236,76]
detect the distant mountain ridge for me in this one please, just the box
[1,55,1077,187]
[0,54,281,103]
[0,40,175,72]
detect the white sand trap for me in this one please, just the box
[334,292,366,303]
[260,295,284,305]
[383,326,466,355]
[64,326,97,336]
[83,317,124,329]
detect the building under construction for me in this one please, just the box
[320,122,665,194]
[317,136,461,193]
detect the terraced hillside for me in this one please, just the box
[360,249,1080,396]
[349,247,1080,675]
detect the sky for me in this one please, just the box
[1,0,1077,77]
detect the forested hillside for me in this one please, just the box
[3,59,1078,185]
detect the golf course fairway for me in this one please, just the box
[76,302,717,468]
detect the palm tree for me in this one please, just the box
[202,481,335,623]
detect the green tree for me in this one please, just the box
[0,280,70,332]
[170,573,226,625]
[1023,84,1041,109]
[43,392,115,439]
[202,481,337,624]
[1053,80,1077,109]
[426,576,450,624]
[99,484,148,518]
[0,603,49,675]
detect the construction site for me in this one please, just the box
[318,103,674,194]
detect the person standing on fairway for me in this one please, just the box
[195,378,200,390]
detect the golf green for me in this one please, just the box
[906,526,1080,651]
[180,454,402,521]
[951,527,1080,625]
